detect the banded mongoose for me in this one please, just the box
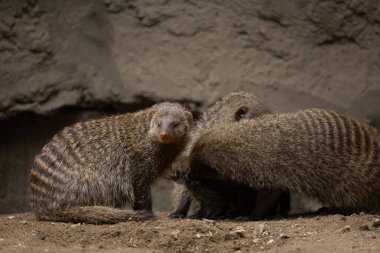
[166,91,289,219]
[29,102,193,224]
[189,109,380,215]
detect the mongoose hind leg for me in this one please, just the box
[132,185,153,211]
[235,190,289,221]
[188,160,291,221]
[167,157,194,218]
[187,201,226,219]
[169,188,192,218]
[184,177,225,219]
[187,203,207,219]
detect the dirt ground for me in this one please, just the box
[1,212,380,253]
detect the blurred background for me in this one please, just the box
[0,0,379,214]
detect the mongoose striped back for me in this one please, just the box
[294,109,379,162]
[29,103,192,224]
[190,109,380,213]
[29,115,131,213]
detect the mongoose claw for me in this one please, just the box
[187,214,203,220]
[234,216,257,221]
[168,212,186,219]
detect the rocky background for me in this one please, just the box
[1,0,380,214]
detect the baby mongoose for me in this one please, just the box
[29,102,193,224]
[167,92,288,219]
[189,109,380,215]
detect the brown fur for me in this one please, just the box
[166,92,288,219]
[189,109,380,214]
[29,102,192,224]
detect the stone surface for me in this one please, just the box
[1,0,380,120]
[0,0,380,214]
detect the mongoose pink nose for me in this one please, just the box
[159,131,168,139]
[158,131,172,143]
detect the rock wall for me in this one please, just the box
[1,0,380,214]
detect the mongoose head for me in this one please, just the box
[149,102,193,144]
[203,91,273,128]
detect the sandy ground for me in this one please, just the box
[1,212,380,253]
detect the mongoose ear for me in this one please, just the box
[148,109,156,123]
[185,111,193,124]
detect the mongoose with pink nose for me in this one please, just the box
[29,102,193,224]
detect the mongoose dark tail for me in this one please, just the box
[36,206,155,224]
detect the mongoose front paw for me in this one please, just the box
[168,212,186,219]
[234,216,252,221]
[187,214,203,220]
[234,215,264,221]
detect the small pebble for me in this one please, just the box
[7,216,15,220]
[372,218,380,228]
[225,232,240,240]
[111,231,121,237]
[236,231,245,238]
[19,220,27,225]
[194,232,212,239]
[266,239,275,245]
[340,225,350,233]
[233,227,245,238]
[279,233,290,239]
[36,232,46,240]
[252,238,262,245]
[257,223,266,235]
[359,225,370,231]
[171,230,180,240]
[202,218,216,225]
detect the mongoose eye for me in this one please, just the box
[234,107,248,121]
[157,122,162,128]
[172,122,179,128]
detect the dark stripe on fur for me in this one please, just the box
[352,120,362,158]
[321,111,335,151]
[330,112,344,155]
